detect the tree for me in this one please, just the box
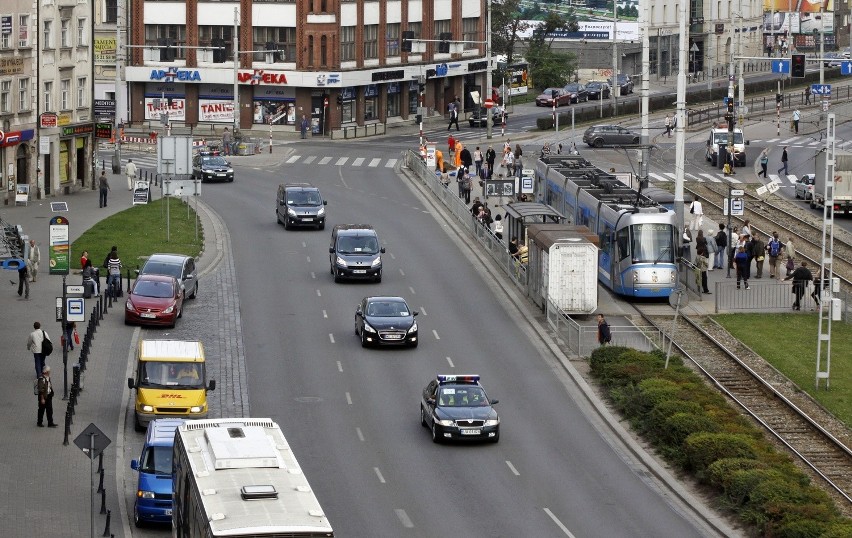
[526,12,578,89]
[491,0,529,68]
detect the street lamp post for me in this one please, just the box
[233,7,240,132]
[485,0,493,139]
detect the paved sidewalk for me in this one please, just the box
[0,168,222,536]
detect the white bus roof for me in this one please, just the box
[177,418,333,536]
[138,340,204,362]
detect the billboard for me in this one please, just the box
[94,37,117,64]
[144,98,186,120]
[198,100,234,122]
[763,0,833,12]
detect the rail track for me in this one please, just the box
[685,183,852,289]
[641,311,852,511]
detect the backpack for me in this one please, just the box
[768,240,781,257]
[41,331,53,357]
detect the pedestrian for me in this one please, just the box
[36,365,57,428]
[695,229,708,258]
[222,127,232,156]
[473,146,483,176]
[751,234,766,278]
[80,250,89,273]
[460,145,473,174]
[681,228,692,261]
[98,170,110,208]
[714,223,727,269]
[597,314,612,346]
[27,321,49,379]
[454,140,463,169]
[503,149,515,177]
[665,114,673,137]
[300,115,309,139]
[766,232,783,278]
[728,229,741,270]
[758,149,769,178]
[106,250,122,298]
[734,246,751,290]
[705,228,717,271]
[777,146,789,176]
[485,145,496,175]
[125,158,138,191]
[792,108,800,134]
[740,219,752,238]
[448,134,456,157]
[509,236,519,258]
[447,99,460,131]
[811,268,829,310]
[696,245,711,294]
[784,261,813,310]
[470,197,484,217]
[26,239,40,282]
[689,197,704,230]
[805,88,811,105]
[82,259,99,296]
[461,170,472,204]
[514,144,523,177]
[493,214,504,240]
[64,321,77,352]
[17,255,29,299]
[435,149,444,174]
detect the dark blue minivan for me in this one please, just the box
[130,418,184,526]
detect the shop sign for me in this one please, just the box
[94,37,117,64]
[1,16,12,35]
[95,123,112,139]
[199,100,234,122]
[40,112,58,128]
[57,113,72,127]
[0,57,24,76]
[149,68,201,82]
[364,84,379,98]
[315,73,341,86]
[372,70,404,82]
[61,124,94,137]
[238,69,288,85]
[387,82,400,94]
[93,99,116,118]
[341,87,356,100]
[435,63,449,77]
[0,129,35,147]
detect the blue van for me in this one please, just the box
[130,418,184,526]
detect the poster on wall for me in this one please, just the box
[59,143,70,184]
[199,100,234,122]
[144,98,186,120]
[763,0,833,12]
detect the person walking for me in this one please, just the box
[27,322,49,379]
[460,145,473,175]
[98,170,110,208]
[17,255,29,299]
[503,149,515,177]
[513,144,524,177]
[664,114,673,138]
[125,158,138,191]
[740,219,753,238]
[792,108,800,134]
[696,244,711,294]
[448,134,456,158]
[27,239,40,282]
[777,146,789,177]
[64,321,77,352]
[751,234,766,278]
[766,232,783,278]
[695,229,708,258]
[785,236,797,276]
[222,127,232,156]
[597,314,612,346]
[461,171,472,204]
[106,251,122,298]
[473,146,483,177]
[757,149,769,178]
[734,246,751,290]
[36,365,57,428]
[447,99,460,131]
[785,261,813,310]
[300,115,309,139]
[689,197,704,230]
[485,146,496,176]
[714,223,727,269]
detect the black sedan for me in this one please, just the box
[468,106,509,128]
[608,74,634,95]
[586,81,611,100]
[562,83,588,103]
[192,153,234,183]
[355,296,419,348]
[420,375,500,443]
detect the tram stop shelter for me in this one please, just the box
[503,202,567,246]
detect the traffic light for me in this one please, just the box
[792,54,806,78]
[776,92,783,105]
[725,98,735,127]
[438,33,451,54]
[402,31,414,53]
[415,114,422,124]
[212,38,225,63]
[418,82,425,95]
[336,94,343,105]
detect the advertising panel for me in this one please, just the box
[198,100,234,122]
[94,37,117,64]
[144,98,186,120]
[48,216,70,276]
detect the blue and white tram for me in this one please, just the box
[535,156,679,298]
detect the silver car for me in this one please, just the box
[138,253,199,299]
[583,125,640,147]
[794,174,815,200]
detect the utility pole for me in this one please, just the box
[737,14,744,128]
[640,0,650,184]
[674,0,687,240]
[815,114,836,389]
[611,3,619,115]
[485,0,493,139]
[113,0,124,170]
[232,7,240,131]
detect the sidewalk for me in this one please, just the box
[0,168,222,536]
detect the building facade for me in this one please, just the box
[125,0,489,134]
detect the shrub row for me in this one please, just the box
[589,346,852,537]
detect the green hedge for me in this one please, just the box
[589,346,849,536]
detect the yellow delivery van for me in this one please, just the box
[127,340,216,431]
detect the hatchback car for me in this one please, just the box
[125,274,184,327]
[583,125,640,147]
[535,88,572,107]
[355,296,419,348]
[562,83,588,103]
[608,74,634,95]
[585,81,611,100]
[276,183,327,230]
[420,375,499,443]
[329,224,385,283]
[192,152,234,183]
[138,253,198,299]
[468,106,508,128]
[794,174,816,200]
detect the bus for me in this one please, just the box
[172,418,334,537]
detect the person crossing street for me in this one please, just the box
[125,159,138,191]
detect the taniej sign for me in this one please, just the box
[48,215,70,275]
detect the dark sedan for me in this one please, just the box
[355,296,419,347]
[421,375,499,443]
[468,106,508,128]
[586,81,611,100]
[125,274,184,328]
[608,74,634,95]
[192,153,234,183]
[562,83,588,103]
[535,88,572,107]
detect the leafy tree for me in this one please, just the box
[491,0,529,68]
[526,11,578,89]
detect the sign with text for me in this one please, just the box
[144,98,185,120]
[48,215,70,275]
[39,113,58,128]
[198,99,234,122]
[94,37,117,64]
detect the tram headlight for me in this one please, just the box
[633,271,639,283]
[671,271,677,282]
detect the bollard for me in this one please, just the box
[97,468,105,493]
[98,297,104,322]
[100,487,107,514]
[102,510,111,537]
[125,267,131,294]
[63,409,71,445]
[73,364,81,391]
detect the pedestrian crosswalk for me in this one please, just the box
[284,155,398,168]
[647,171,803,186]
[749,135,852,149]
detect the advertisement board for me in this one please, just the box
[144,98,186,120]
[94,37,117,64]
[198,100,234,122]
[48,216,70,276]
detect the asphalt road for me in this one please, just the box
[126,139,717,537]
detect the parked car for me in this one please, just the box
[582,125,640,147]
[585,81,611,100]
[562,83,588,103]
[794,174,816,200]
[468,106,508,128]
[608,74,634,95]
[125,274,184,328]
[535,88,572,107]
[138,253,199,299]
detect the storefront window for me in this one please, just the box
[386,82,400,118]
[253,101,295,125]
[409,92,418,114]
[341,101,355,123]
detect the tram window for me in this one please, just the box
[616,228,630,260]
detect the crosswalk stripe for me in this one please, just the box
[725,175,742,184]
[663,172,677,181]
[352,157,365,166]
[286,156,300,164]
[698,173,722,183]
[787,174,799,184]
[780,136,798,144]
[335,157,348,166]
[368,158,381,167]
[767,174,782,184]
[648,172,669,182]
[318,156,332,165]
[807,140,821,146]
[304,156,316,164]
[385,158,397,168]
[685,172,702,181]
[764,138,780,143]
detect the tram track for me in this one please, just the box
[639,311,852,512]
[685,183,852,290]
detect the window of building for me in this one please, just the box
[77,77,86,107]
[198,25,233,60]
[434,20,450,41]
[252,27,296,63]
[386,86,400,117]
[145,25,187,60]
[60,79,70,110]
[61,18,70,47]
[105,0,117,23]
[77,18,87,46]
[340,26,355,62]
[307,35,314,67]
[408,22,421,41]
[0,81,10,113]
[320,34,327,67]
[18,78,29,111]
[43,81,52,112]
[43,20,53,49]
[18,15,29,47]
[462,18,477,50]
[1,24,10,48]
[409,87,418,114]
[363,24,378,59]
[386,23,399,57]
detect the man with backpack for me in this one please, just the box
[766,232,783,279]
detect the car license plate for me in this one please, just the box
[301,217,314,222]
[384,334,402,340]
[217,173,226,177]
[460,429,481,435]
[353,269,367,274]
[140,313,156,319]
[164,509,172,516]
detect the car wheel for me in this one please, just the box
[228,177,234,183]
[431,422,440,443]
[409,340,419,349]
[795,191,800,199]
[191,282,198,299]
[133,505,144,528]
[375,272,382,284]
[360,331,369,348]
[276,211,282,225]
[632,137,640,144]
[134,413,145,432]
[421,406,428,427]
[318,222,325,231]
[177,305,183,319]
[594,138,604,148]
[810,200,817,209]
[334,270,342,283]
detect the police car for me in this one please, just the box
[192,151,234,183]
[420,375,500,443]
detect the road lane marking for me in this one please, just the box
[306,256,311,263]
[389,253,396,259]
[698,173,721,183]
[395,509,414,528]
[543,508,577,537]
[780,136,799,144]
[316,289,322,296]
[648,172,668,182]
[385,158,398,168]
[337,361,343,372]
[446,356,454,368]
[432,329,440,340]
[286,156,300,164]
[374,467,386,484]
[311,271,316,279]
[420,307,427,316]
[369,158,381,167]
[345,392,352,405]
[304,156,316,164]
[302,241,307,248]
[356,427,364,441]
[335,157,349,166]
[399,268,405,276]
[322,309,328,318]
[329,334,335,344]
[409,286,416,295]
[506,461,520,476]
[318,156,332,165]
[352,157,365,166]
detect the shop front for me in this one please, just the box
[144,82,186,122]
[0,129,35,202]
[252,85,296,126]
[198,84,234,123]
[58,124,93,191]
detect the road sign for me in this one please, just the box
[771,60,790,74]
[811,83,832,96]
[731,189,744,196]
[766,181,780,194]
[842,61,852,75]
[66,285,85,294]
[729,74,735,82]
[66,297,85,322]
[74,423,112,460]
[823,101,830,111]
[483,99,494,109]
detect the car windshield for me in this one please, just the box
[337,235,379,254]
[437,386,488,407]
[287,191,322,206]
[139,445,173,475]
[542,88,560,95]
[631,223,675,263]
[713,132,744,145]
[142,261,182,279]
[133,280,175,298]
[366,301,409,317]
[139,361,203,388]
[202,157,228,166]
[587,83,602,89]
[564,84,581,92]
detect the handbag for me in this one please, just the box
[786,258,795,271]
[41,330,53,357]
[74,329,80,345]
[757,255,765,261]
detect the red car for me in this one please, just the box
[125,274,184,327]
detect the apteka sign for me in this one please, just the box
[149,68,202,82]
[237,70,288,85]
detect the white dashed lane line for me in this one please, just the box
[316,289,322,296]
[399,268,405,276]
[543,508,577,537]
[445,356,455,368]
[409,286,416,295]
[328,334,335,344]
[395,509,414,528]
[336,361,343,372]
[345,392,353,405]
[355,427,365,441]
[374,467,386,484]
[505,460,520,476]
[432,329,440,340]
[322,309,328,318]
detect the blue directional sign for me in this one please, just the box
[841,61,852,75]
[811,83,832,96]
[771,60,790,74]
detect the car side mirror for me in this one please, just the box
[127,377,135,389]
[130,459,139,471]
[280,200,285,206]
[323,200,328,205]
[207,380,216,391]
[356,310,362,317]
[134,269,140,276]
[491,399,499,405]
[426,398,436,406]
[380,247,386,253]
[745,141,750,145]
[329,247,335,254]
[413,311,419,317]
